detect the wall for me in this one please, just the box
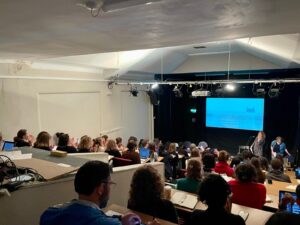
[0,63,153,142]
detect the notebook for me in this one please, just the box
[2,141,15,151]
[171,191,198,209]
[279,190,300,214]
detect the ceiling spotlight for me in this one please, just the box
[173,85,183,98]
[268,83,280,98]
[225,83,236,91]
[130,86,139,97]
[253,84,266,97]
[151,83,159,89]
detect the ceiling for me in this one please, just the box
[1,0,300,82]
[1,0,300,59]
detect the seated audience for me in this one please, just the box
[202,152,216,177]
[14,129,34,147]
[214,150,234,177]
[56,133,77,153]
[266,158,291,183]
[250,157,266,184]
[230,155,242,168]
[241,150,252,163]
[198,141,208,152]
[128,165,178,223]
[115,137,125,152]
[101,135,109,147]
[40,161,159,225]
[122,141,140,164]
[139,139,150,159]
[186,148,202,169]
[228,163,266,209]
[148,142,158,162]
[105,139,121,157]
[177,159,202,194]
[260,156,270,172]
[78,135,92,153]
[265,212,300,225]
[128,136,138,146]
[33,131,52,151]
[92,137,105,152]
[191,174,245,225]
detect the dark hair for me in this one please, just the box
[116,137,122,145]
[250,157,261,169]
[74,161,110,195]
[14,129,27,142]
[187,159,202,180]
[271,158,282,170]
[141,139,149,148]
[259,157,269,171]
[129,165,164,207]
[34,131,51,149]
[198,174,231,209]
[202,152,215,171]
[242,150,252,160]
[128,136,138,143]
[127,141,137,152]
[265,212,300,225]
[230,156,242,168]
[235,163,257,183]
[296,184,300,199]
[148,142,155,152]
[191,149,200,158]
[102,135,108,141]
[58,133,69,146]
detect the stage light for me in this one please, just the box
[253,84,266,97]
[225,83,236,91]
[173,85,183,98]
[151,83,159,89]
[268,83,280,98]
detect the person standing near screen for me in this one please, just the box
[271,136,291,159]
[250,131,266,157]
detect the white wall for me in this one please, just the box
[0,64,153,142]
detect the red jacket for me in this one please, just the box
[228,179,266,209]
[213,161,234,177]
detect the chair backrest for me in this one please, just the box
[113,157,133,167]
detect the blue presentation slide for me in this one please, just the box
[206,98,264,131]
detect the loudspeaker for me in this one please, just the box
[147,90,159,105]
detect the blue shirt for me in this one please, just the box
[40,200,121,225]
[271,140,286,156]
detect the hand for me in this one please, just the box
[147,219,161,225]
[121,213,141,225]
[279,193,295,210]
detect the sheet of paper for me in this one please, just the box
[171,192,197,209]
[57,163,71,168]
[0,151,32,160]
[265,195,272,202]
[105,210,123,217]
[285,185,297,190]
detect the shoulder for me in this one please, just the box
[229,213,246,225]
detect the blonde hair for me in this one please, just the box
[78,135,92,150]
[106,139,117,151]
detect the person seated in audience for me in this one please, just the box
[214,150,234,177]
[260,156,270,172]
[40,161,160,225]
[128,165,178,224]
[115,137,125,152]
[271,136,291,159]
[105,139,121,157]
[128,136,138,146]
[92,137,106,152]
[241,149,252,163]
[56,133,77,153]
[122,141,140,164]
[266,158,291,183]
[14,129,34,147]
[33,131,52,151]
[165,143,179,180]
[265,212,300,225]
[176,159,202,194]
[198,141,208,152]
[153,138,161,152]
[202,152,216,178]
[139,139,150,159]
[230,155,242,168]
[185,148,202,168]
[78,135,92,153]
[191,174,245,225]
[101,134,109,147]
[148,142,158,162]
[228,163,266,209]
[250,157,266,184]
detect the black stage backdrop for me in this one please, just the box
[154,84,300,158]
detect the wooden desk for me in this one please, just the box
[105,204,177,225]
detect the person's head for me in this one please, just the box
[102,135,108,142]
[128,136,138,145]
[235,163,257,183]
[34,131,51,148]
[230,156,242,168]
[168,143,176,153]
[106,139,117,151]
[191,149,200,158]
[218,150,229,162]
[276,136,282,144]
[57,133,69,147]
[148,142,155,152]
[242,150,252,160]
[198,174,231,209]
[74,161,112,208]
[127,140,137,152]
[198,141,208,151]
[129,165,164,206]
[141,139,149,148]
[78,135,92,150]
[271,158,282,171]
[260,157,269,171]
[186,159,202,181]
[16,129,28,140]
[202,152,216,171]
[116,137,122,145]
[258,131,266,140]
[265,212,300,225]
[250,157,261,170]
[153,138,160,146]
[190,143,197,151]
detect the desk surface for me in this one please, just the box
[105,204,177,225]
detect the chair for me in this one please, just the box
[112,157,133,167]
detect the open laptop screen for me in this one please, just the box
[2,141,15,151]
[279,190,300,214]
[139,148,150,159]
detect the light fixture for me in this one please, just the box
[253,83,266,97]
[268,83,280,98]
[225,83,236,91]
[173,85,183,98]
[129,86,139,97]
[151,83,159,89]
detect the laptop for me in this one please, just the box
[139,148,150,159]
[279,190,300,214]
[2,141,15,151]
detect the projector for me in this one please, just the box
[192,90,211,97]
